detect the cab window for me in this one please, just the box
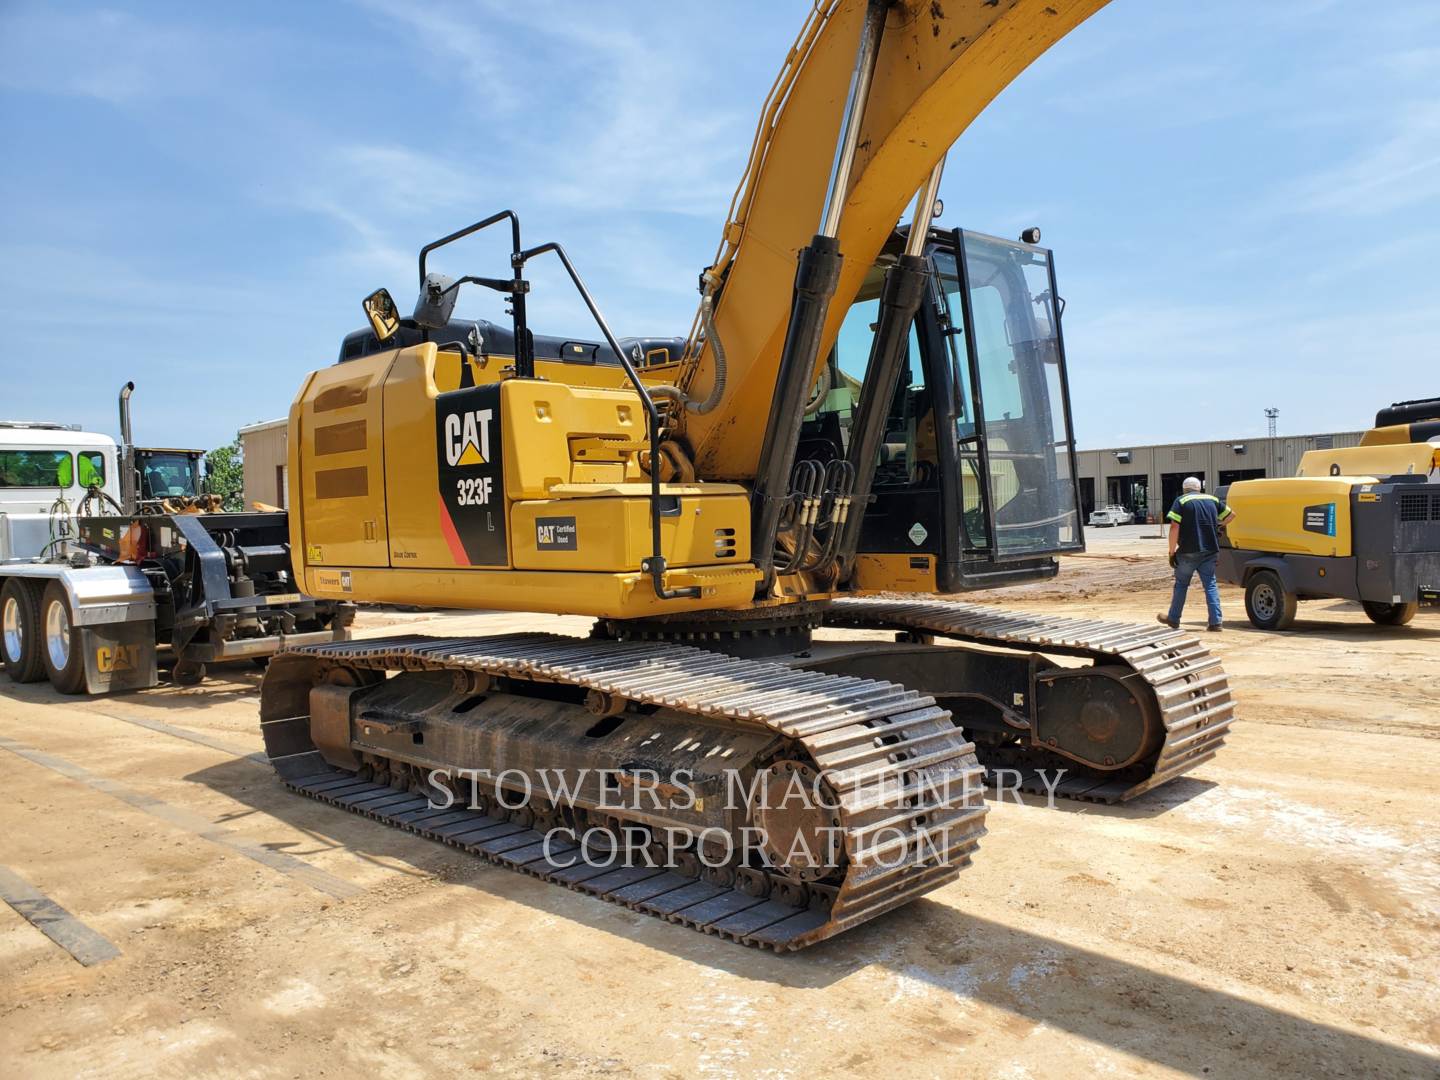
[78,451,106,488]
[0,449,73,487]
[139,453,202,499]
[818,290,928,487]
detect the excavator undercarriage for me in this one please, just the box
[260,597,1229,948]
[824,599,1232,801]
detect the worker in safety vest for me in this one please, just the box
[1157,476,1235,632]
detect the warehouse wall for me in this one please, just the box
[1075,431,1365,523]
[239,420,287,510]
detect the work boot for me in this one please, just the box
[1207,623,1223,632]
[1155,614,1179,630]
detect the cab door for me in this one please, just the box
[297,353,392,567]
[935,229,1085,566]
[814,285,949,591]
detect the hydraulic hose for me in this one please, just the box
[651,292,728,416]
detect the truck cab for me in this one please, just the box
[0,422,120,561]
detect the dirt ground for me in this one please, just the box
[1,526,1437,1079]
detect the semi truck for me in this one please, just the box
[1,385,352,693]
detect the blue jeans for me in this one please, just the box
[1168,552,1222,626]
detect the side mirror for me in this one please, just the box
[412,272,459,331]
[363,288,401,342]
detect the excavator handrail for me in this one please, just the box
[418,209,522,288]
[414,208,701,602]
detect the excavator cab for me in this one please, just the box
[812,227,1085,593]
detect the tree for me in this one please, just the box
[204,439,245,511]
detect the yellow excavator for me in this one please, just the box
[261,0,1231,949]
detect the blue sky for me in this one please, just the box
[0,0,1434,452]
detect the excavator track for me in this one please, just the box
[825,598,1233,803]
[260,633,987,950]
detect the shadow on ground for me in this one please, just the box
[997,775,1219,818]
[186,754,1438,1080]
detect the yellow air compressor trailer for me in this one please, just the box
[1218,398,1440,629]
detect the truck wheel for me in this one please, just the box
[40,581,87,694]
[1245,570,1297,631]
[1,579,46,683]
[1362,601,1418,626]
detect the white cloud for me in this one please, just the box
[353,0,752,218]
[0,243,277,327]
[1279,100,1440,216]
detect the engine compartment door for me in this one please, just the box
[297,354,392,567]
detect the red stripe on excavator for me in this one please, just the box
[437,493,469,565]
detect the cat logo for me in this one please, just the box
[443,407,494,467]
[96,643,142,673]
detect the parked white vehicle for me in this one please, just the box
[1088,504,1135,527]
[0,422,121,561]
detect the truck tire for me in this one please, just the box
[1362,601,1418,626]
[39,581,87,694]
[1,579,46,683]
[1245,569,1297,631]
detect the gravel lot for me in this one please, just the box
[2,527,1437,1078]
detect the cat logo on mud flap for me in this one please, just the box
[96,643,141,673]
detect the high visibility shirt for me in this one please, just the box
[1167,492,1234,554]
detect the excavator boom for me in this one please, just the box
[682,0,1109,479]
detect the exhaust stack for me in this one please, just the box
[118,381,136,515]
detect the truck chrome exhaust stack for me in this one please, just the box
[118,381,136,515]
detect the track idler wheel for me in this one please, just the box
[1033,665,1164,770]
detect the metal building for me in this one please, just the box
[1074,430,1365,524]
[238,418,288,510]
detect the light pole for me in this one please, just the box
[1264,408,1280,476]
